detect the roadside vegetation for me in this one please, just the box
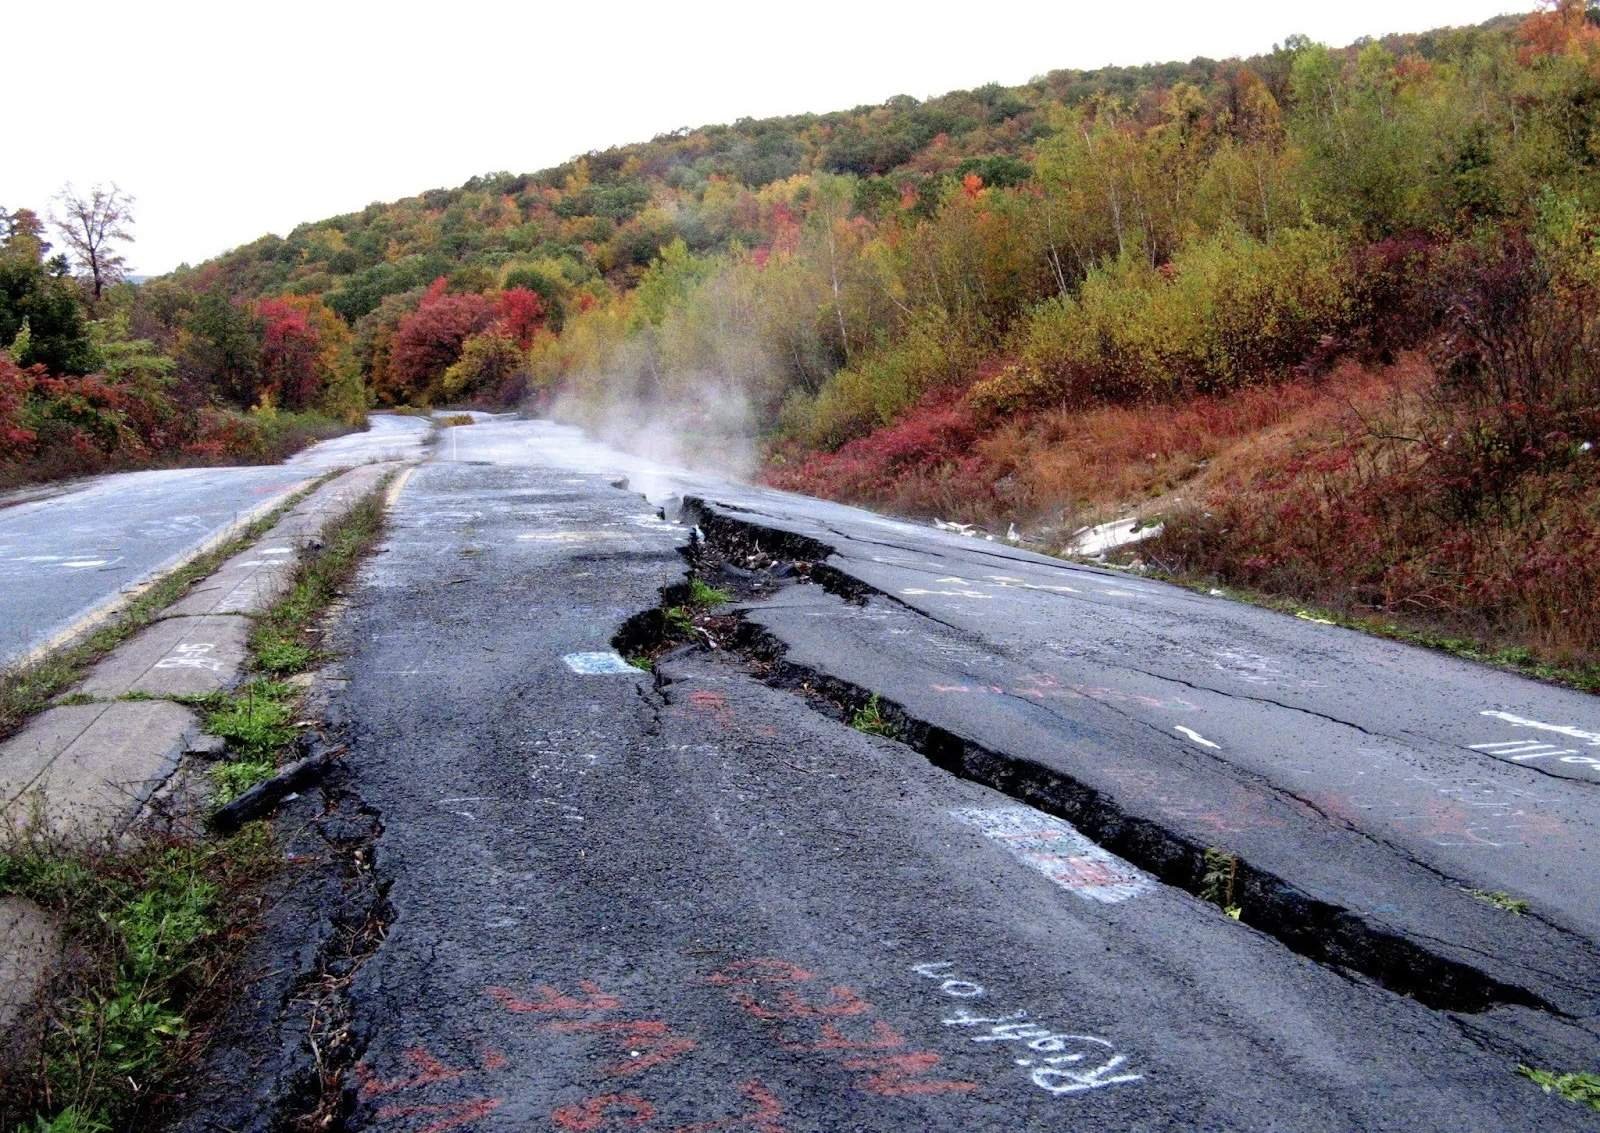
[85,1,1600,684]
[0,482,392,1132]
[196,482,391,807]
[1518,1065,1600,1111]
[1,189,363,491]
[0,828,275,1132]
[850,694,896,738]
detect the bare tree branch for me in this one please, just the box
[52,182,135,301]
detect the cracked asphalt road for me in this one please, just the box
[203,418,1600,1132]
[0,413,431,667]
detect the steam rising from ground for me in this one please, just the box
[528,241,815,491]
[547,374,758,485]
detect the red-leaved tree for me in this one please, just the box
[495,286,546,350]
[0,356,39,460]
[387,278,495,403]
[257,297,323,409]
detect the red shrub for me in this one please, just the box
[767,390,1006,520]
[0,356,39,460]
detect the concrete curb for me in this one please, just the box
[0,462,409,1051]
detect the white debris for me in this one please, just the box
[1066,516,1164,557]
[1006,523,1021,543]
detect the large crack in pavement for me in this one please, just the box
[670,498,1599,1044]
[169,459,1600,1131]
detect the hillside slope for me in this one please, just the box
[131,2,1600,681]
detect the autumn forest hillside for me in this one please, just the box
[8,3,1600,683]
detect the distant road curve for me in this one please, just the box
[0,413,432,668]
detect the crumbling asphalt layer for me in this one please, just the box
[177,446,1597,1132]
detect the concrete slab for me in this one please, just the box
[161,463,397,617]
[0,896,58,1036]
[165,543,297,616]
[273,462,397,539]
[0,700,201,840]
[76,615,251,699]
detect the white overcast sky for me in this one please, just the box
[10,0,1528,275]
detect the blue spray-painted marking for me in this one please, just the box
[562,651,640,675]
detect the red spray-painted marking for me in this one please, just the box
[358,1046,507,1097]
[552,1093,658,1131]
[541,1018,698,1077]
[684,690,735,727]
[487,980,621,1014]
[703,958,814,986]
[779,1018,906,1054]
[674,1079,788,1132]
[841,1052,979,1097]
[704,957,975,1099]
[730,984,871,1022]
[373,1097,503,1133]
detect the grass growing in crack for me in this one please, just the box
[190,681,299,760]
[0,826,276,1131]
[687,578,731,608]
[1467,888,1529,915]
[1200,847,1243,919]
[253,637,312,676]
[195,488,393,804]
[850,694,896,738]
[0,471,340,746]
[209,759,276,806]
[660,579,732,640]
[26,1105,109,1132]
[1518,1066,1600,1110]
[663,605,695,636]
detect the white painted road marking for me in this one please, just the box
[1473,711,1600,772]
[951,806,1151,903]
[1479,710,1600,746]
[1174,726,1220,750]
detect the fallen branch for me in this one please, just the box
[210,743,347,833]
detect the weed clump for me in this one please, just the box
[850,694,896,738]
[0,829,275,1131]
[1200,847,1243,919]
[1518,1066,1600,1111]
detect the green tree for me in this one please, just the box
[0,238,96,374]
[177,293,264,406]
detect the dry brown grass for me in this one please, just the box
[978,355,1434,524]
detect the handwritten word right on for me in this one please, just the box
[912,961,1143,1098]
